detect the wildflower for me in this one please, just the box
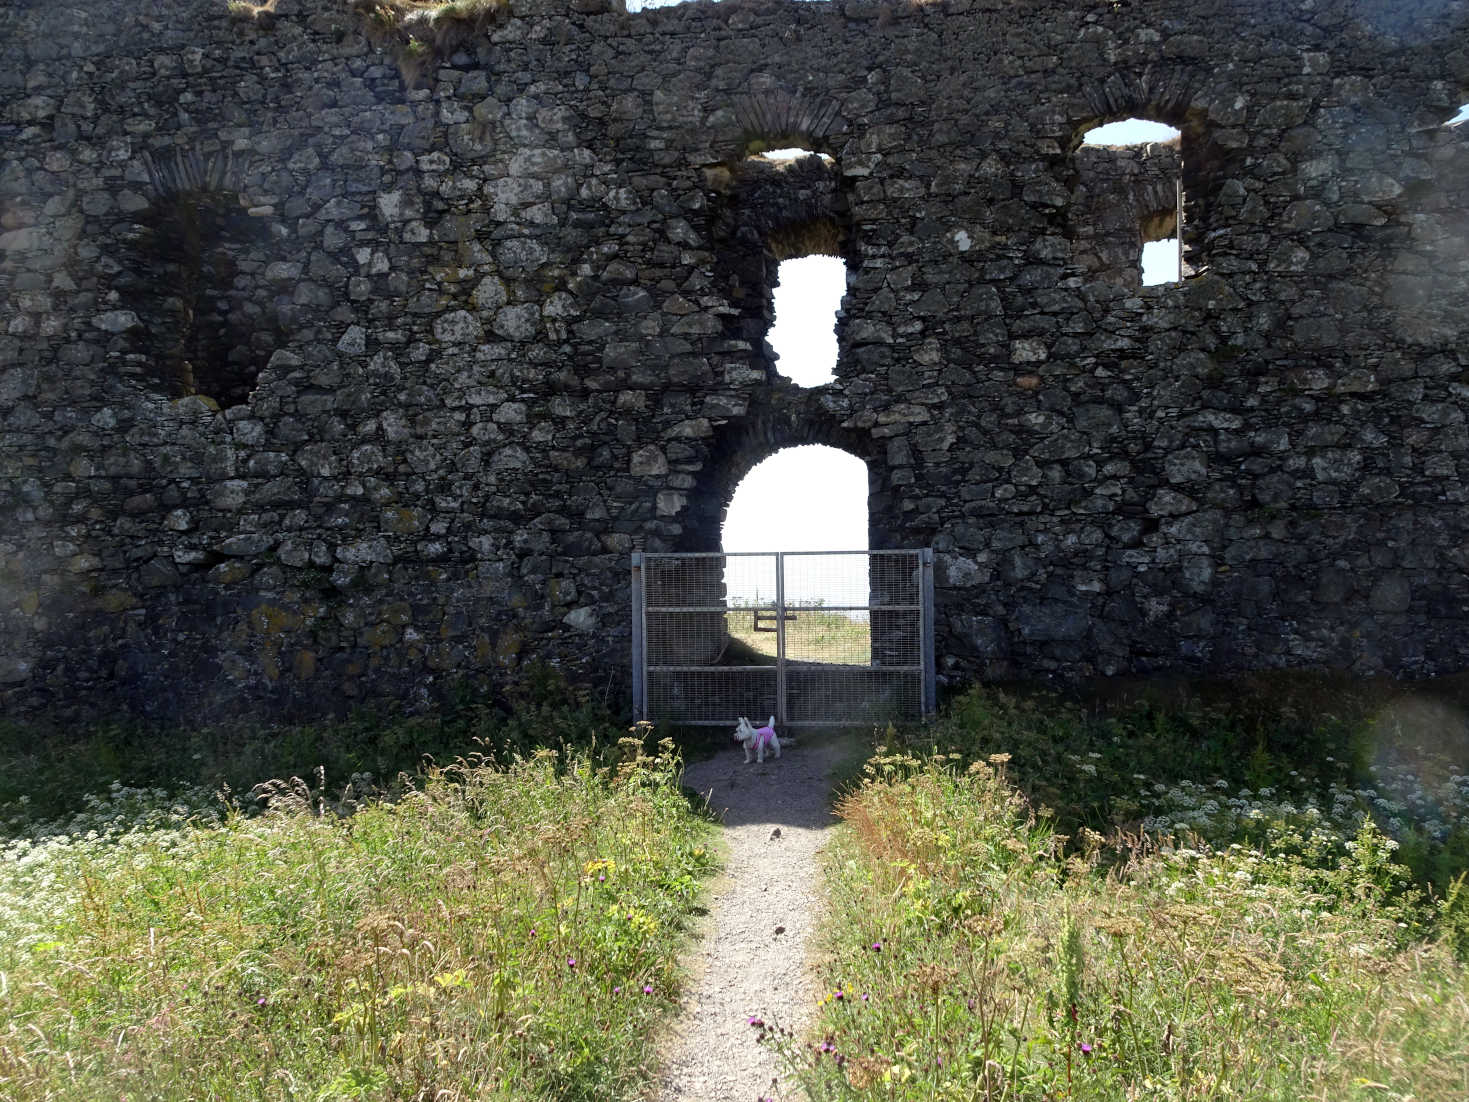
[1079,1042,1094,1056]
[871,941,882,952]
[613,986,622,995]
[748,1016,764,1027]
[643,984,654,995]
[567,957,576,968]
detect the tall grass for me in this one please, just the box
[897,683,1469,902]
[0,667,615,832]
[0,736,715,1101]
[778,751,1469,1100]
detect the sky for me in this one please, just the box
[722,119,1182,558]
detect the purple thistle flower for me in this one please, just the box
[834,989,845,1000]
[1079,1042,1094,1056]
[567,957,576,968]
[871,941,882,952]
[642,984,653,995]
[748,1016,764,1027]
[861,992,870,1002]
[613,986,622,995]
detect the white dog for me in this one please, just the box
[734,715,782,764]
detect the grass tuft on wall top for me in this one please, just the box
[350,0,509,87]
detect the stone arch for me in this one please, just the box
[120,149,283,408]
[731,87,848,161]
[677,386,880,555]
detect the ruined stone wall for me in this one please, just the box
[1,0,1467,718]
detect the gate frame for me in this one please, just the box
[630,548,935,726]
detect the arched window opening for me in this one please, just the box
[1077,117,1187,287]
[715,143,850,387]
[165,193,276,407]
[767,254,846,388]
[722,445,870,663]
[129,153,280,408]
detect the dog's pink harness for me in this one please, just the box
[754,725,776,748]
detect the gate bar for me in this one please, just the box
[774,551,787,728]
[920,547,936,717]
[630,551,646,722]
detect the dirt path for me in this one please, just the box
[654,734,853,1102]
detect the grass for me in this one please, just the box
[0,732,716,1101]
[725,607,871,665]
[0,668,615,833]
[777,749,1469,1100]
[7,672,1468,1099]
[897,680,1469,900]
[768,680,1469,1099]
[348,0,508,87]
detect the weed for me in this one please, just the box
[347,0,508,88]
[795,750,1469,1099]
[0,730,715,1099]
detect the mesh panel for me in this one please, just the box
[648,669,779,723]
[785,668,924,724]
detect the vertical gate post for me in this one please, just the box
[630,552,646,722]
[920,547,936,717]
[774,552,787,728]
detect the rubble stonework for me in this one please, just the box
[1,0,1467,717]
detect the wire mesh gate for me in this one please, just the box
[631,549,935,727]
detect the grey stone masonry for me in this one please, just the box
[1,0,1467,717]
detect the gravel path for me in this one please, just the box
[653,734,853,1102]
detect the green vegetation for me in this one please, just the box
[902,682,1469,901]
[0,732,715,1101]
[775,684,1469,1099]
[7,673,1468,1099]
[725,607,871,665]
[0,668,613,832]
[349,0,508,87]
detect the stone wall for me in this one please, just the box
[1,0,1467,718]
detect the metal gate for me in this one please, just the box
[631,549,935,727]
